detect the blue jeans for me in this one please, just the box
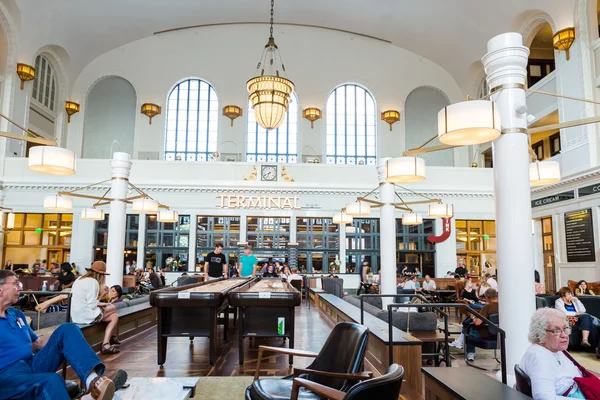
[466,326,480,354]
[0,323,105,400]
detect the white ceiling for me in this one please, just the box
[9,0,576,94]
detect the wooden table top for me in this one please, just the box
[411,331,455,343]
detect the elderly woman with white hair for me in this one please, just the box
[520,308,585,399]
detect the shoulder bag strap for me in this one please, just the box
[562,350,589,377]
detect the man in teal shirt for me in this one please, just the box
[238,245,258,277]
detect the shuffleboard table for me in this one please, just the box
[149,277,251,366]
[228,277,302,367]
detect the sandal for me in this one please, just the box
[101,343,120,354]
[88,376,115,400]
[581,340,591,348]
[110,336,121,346]
[110,369,128,391]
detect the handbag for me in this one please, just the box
[562,350,600,399]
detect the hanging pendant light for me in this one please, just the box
[332,212,353,225]
[81,208,105,221]
[438,100,501,145]
[43,195,72,211]
[385,157,426,183]
[28,146,76,175]
[530,160,561,187]
[428,203,454,218]
[402,213,423,225]
[132,198,159,214]
[345,201,371,217]
[158,209,179,223]
[247,0,295,130]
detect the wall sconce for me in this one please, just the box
[381,110,400,131]
[222,105,242,126]
[302,108,322,129]
[16,63,35,90]
[141,103,161,124]
[65,101,80,123]
[553,27,575,60]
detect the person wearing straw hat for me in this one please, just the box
[71,261,121,354]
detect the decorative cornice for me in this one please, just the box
[531,166,600,195]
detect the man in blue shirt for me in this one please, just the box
[238,245,258,278]
[0,270,118,400]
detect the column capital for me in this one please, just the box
[482,33,529,89]
[377,157,392,184]
[110,152,132,179]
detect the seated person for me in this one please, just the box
[108,285,123,304]
[403,275,417,291]
[483,273,498,291]
[534,270,545,295]
[0,270,124,400]
[444,270,454,278]
[555,287,599,348]
[454,259,468,277]
[280,265,291,280]
[420,274,436,294]
[574,280,595,296]
[460,277,484,310]
[288,268,303,283]
[146,266,162,289]
[53,262,76,292]
[520,308,587,399]
[71,261,121,354]
[262,264,279,278]
[450,288,498,362]
[35,293,69,313]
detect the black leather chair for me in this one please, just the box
[514,364,532,397]
[464,313,500,371]
[291,364,404,400]
[246,322,369,400]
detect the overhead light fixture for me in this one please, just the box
[385,157,426,183]
[28,146,76,176]
[158,209,179,223]
[247,0,294,130]
[81,208,105,221]
[438,100,501,145]
[141,103,161,125]
[332,212,353,225]
[381,110,400,131]
[402,213,423,225]
[6,212,15,229]
[65,101,80,123]
[16,63,35,90]
[428,203,454,218]
[223,105,243,126]
[43,195,72,211]
[530,160,561,187]
[345,201,371,216]
[132,198,159,214]
[553,27,575,61]
[302,108,321,129]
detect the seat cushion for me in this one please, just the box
[466,337,497,350]
[247,379,325,400]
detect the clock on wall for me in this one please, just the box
[261,165,278,181]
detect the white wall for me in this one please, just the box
[65,24,464,163]
[83,76,136,158]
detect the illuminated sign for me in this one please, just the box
[426,217,452,244]
[217,195,300,209]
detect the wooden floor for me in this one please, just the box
[70,302,333,380]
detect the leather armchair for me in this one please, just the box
[514,364,532,397]
[291,364,404,400]
[465,313,500,371]
[246,322,369,400]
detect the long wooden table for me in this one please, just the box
[317,293,424,396]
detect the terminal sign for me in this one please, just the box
[217,195,300,209]
[578,183,600,198]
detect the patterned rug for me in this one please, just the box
[191,376,254,400]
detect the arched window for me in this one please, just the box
[326,84,377,165]
[246,93,298,163]
[31,55,57,112]
[164,79,218,161]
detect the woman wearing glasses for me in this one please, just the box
[555,287,598,348]
[520,308,585,399]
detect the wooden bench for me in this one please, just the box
[317,293,424,397]
[308,287,326,308]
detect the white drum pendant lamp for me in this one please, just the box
[81,208,105,221]
[158,209,179,223]
[132,198,159,214]
[28,146,76,176]
[530,161,561,187]
[333,212,353,225]
[6,212,15,229]
[385,157,426,183]
[428,203,454,218]
[438,100,501,146]
[345,201,371,216]
[44,195,72,211]
[402,213,423,225]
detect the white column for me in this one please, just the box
[377,158,396,305]
[289,212,297,244]
[105,152,132,286]
[483,33,535,381]
[188,213,197,272]
[339,226,347,273]
[136,213,146,271]
[240,213,248,244]
[0,187,5,264]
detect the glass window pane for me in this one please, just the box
[43,214,60,229]
[542,218,552,234]
[6,231,20,245]
[24,214,42,229]
[483,221,495,234]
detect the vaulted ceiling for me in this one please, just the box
[6,0,578,94]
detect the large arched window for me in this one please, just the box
[246,93,298,163]
[326,84,377,165]
[164,79,218,161]
[31,55,57,113]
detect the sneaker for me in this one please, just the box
[467,353,475,361]
[449,340,463,349]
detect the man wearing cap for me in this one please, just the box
[238,245,258,278]
[0,269,124,400]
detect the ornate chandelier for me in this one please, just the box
[247,0,294,130]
